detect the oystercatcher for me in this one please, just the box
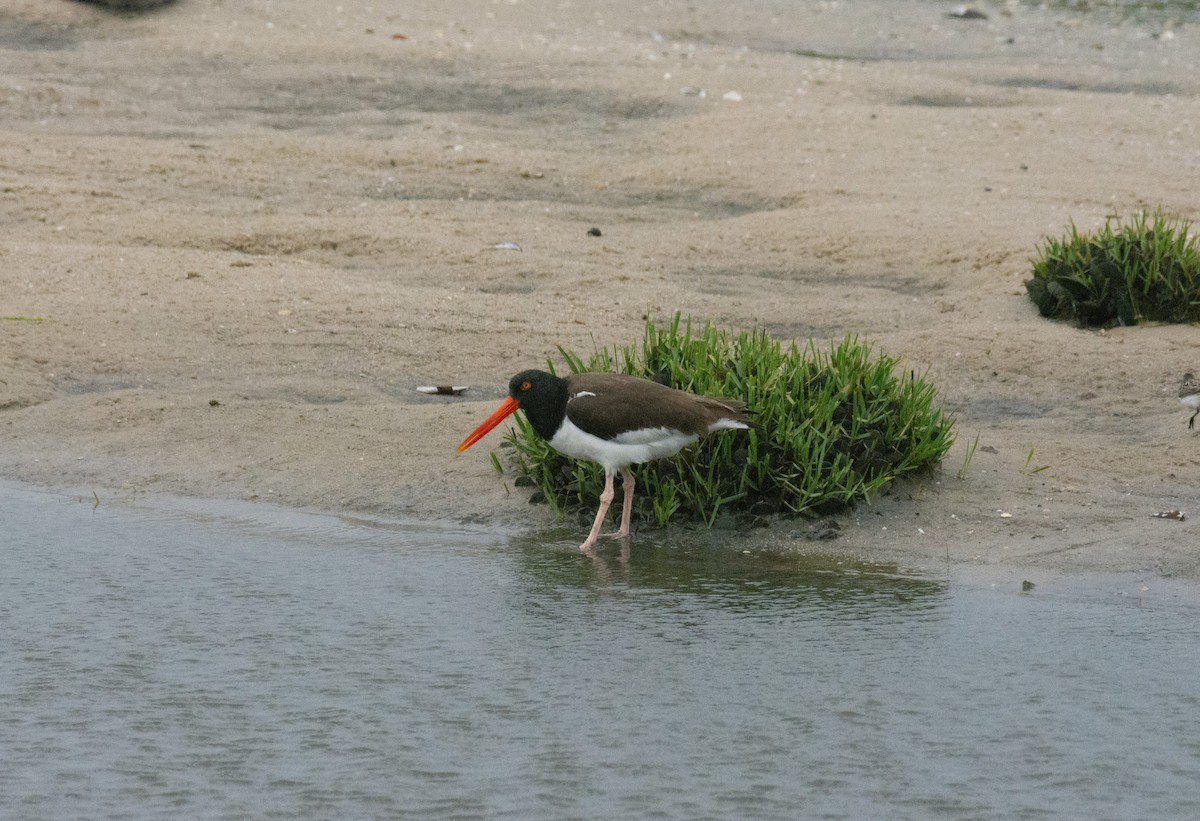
[457,369,750,550]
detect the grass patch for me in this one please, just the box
[1025,210,1200,327]
[501,314,955,528]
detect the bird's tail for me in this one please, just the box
[701,397,752,431]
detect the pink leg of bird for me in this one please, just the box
[605,466,635,540]
[580,469,616,551]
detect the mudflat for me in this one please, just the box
[3,0,1198,578]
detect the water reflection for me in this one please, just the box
[510,527,948,617]
[5,483,1200,821]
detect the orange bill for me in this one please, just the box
[456,396,520,452]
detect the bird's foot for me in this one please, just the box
[580,530,630,552]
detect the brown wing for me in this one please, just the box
[565,372,748,440]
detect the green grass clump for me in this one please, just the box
[1025,210,1200,327]
[502,314,954,528]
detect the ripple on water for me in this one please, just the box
[2,482,1199,820]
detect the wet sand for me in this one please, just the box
[2,0,1199,577]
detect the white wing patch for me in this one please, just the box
[612,426,676,445]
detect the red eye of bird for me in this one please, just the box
[521,381,532,390]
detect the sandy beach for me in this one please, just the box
[2,0,1199,578]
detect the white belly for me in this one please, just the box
[549,417,699,472]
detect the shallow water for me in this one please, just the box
[2,481,1199,820]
